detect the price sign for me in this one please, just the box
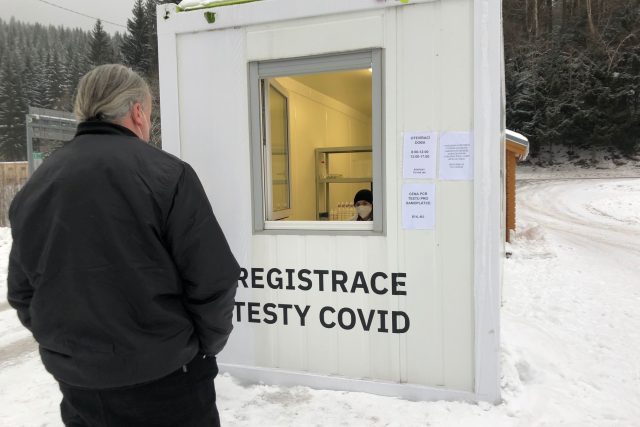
[402,183,435,230]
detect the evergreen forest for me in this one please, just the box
[0,0,179,160]
[1,0,639,162]
[505,0,640,161]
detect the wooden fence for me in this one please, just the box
[0,162,29,227]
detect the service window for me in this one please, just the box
[249,50,383,233]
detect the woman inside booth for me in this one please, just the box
[351,189,373,221]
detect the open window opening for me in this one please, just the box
[250,50,383,233]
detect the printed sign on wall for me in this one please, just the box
[403,132,437,179]
[439,132,473,180]
[235,268,411,333]
[402,183,436,230]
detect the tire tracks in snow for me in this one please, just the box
[517,179,640,268]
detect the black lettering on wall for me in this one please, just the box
[267,268,283,290]
[234,301,246,322]
[370,272,388,295]
[298,269,312,291]
[332,270,348,293]
[252,268,265,288]
[263,303,277,324]
[351,271,369,294]
[295,305,311,326]
[285,269,296,290]
[238,268,248,288]
[392,273,407,296]
[314,270,329,292]
[377,310,389,333]
[358,309,376,331]
[392,311,410,333]
[338,308,356,330]
[319,306,335,328]
[280,303,293,325]
[247,302,261,323]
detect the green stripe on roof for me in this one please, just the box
[178,0,262,12]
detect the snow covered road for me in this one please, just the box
[518,178,640,261]
[1,178,639,426]
[501,178,640,426]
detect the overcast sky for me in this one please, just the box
[0,0,144,34]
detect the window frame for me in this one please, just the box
[262,79,293,221]
[248,49,384,234]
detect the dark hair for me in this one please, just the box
[353,189,373,205]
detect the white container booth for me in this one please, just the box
[157,0,504,402]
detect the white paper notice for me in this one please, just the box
[402,183,435,230]
[439,132,473,180]
[403,132,437,179]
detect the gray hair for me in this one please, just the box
[74,64,151,122]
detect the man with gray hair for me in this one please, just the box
[7,64,239,426]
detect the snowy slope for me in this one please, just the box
[500,178,640,426]
[1,178,639,426]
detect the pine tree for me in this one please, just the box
[88,20,113,67]
[143,0,179,77]
[61,47,86,110]
[111,32,125,64]
[145,0,160,79]
[44,51,62,109]
[121,0,151,75]
[22,53,39,107]
[0,52,28,160]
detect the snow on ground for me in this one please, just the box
[518,163,640,180]
[1,176,640,426]
[501,178,640,426]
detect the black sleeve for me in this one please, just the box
[7,242,34,331]
[164,164,240,355]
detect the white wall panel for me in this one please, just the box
[437,0,475,391]
[365,237,398,382]
[303,236,340,375]
[175,29,252,266]
[440,0,475,131]
[439,182,474,390]
[272,235,308,370]
[247,13,385,61]
[396,1,442,388]
[246,235,278,368]
[397,0,475,392]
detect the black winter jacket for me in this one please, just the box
[7,121,239,389]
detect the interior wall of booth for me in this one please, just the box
[166,0,476,395]
[273,77,372,221]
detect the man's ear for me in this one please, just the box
[131,102,144,126]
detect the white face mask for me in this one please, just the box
[356,205,372,219]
